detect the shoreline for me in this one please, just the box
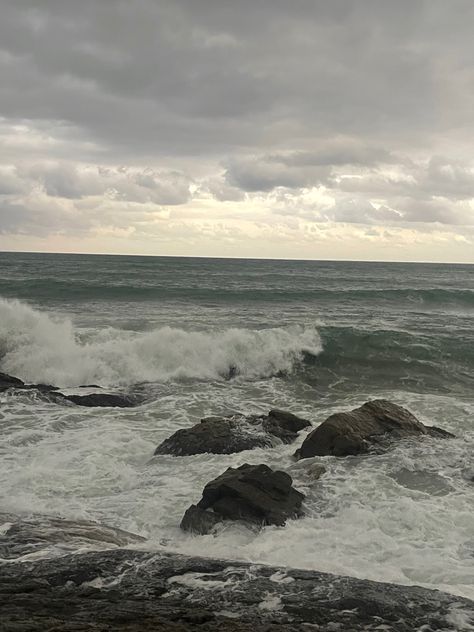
[2,545,473,631]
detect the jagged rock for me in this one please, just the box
[0,512,145,560]
[0,548,473,631]
[155,409,311,456]
[296,399,454,459]
[180,464,304,534]
[0,372,25,391]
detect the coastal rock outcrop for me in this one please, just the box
[295,399,454,459]
[155,409,310,456]
[181,463,305,534]
[0,371,139,408]
[1,547,473,631]
[0,372,27,391]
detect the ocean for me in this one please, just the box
[1,252,473,599]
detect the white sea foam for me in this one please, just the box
[1,384,473,600]
[0,298,321,387]
[1,295,474,604]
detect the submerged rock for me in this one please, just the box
[62,392,138,408]
[180,463,304,534]
[155,409,311,456]
[0,548,473,631]
[296,399,454,459]
[0,512,145,560]
[306,463,327,481]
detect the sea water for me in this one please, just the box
[0,252,473,599]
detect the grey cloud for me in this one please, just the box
[0,198,89,236]
[0,0,473,239]
[225,156,331,192]
[16,163,192,204]
[1,0,473,158]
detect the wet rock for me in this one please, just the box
[462,468,474,483]
[262,409,312,442]
[390,468,454,496]
[0,548,473,631]
[0,371,58,394]
[62,393,138,408]
[426,425,456,438]
[296,399,453,459]
[0,512,146,560]
[306,464,327,481]
[155,410,311,456]
[180,505,223,535]
[180,464,304,534]
[0,371,140,407]
[0,372,25,391]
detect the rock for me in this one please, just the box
[0,372,25,391]
[180,505,223,535]
[390,469,454,496]
[0,548,473,631]
[180,464,304,534]
[155,410,311,456]
[262,409,311,442]
[62,393,138,408]
[296,399,453,459]
[0,512,146,560]
[307,464,327,481]
[426,425,456,438]
[0,371,140,408]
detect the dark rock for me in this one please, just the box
[62,393,138,408]
[180,505,223,535]
[0,548,472,631]
[155,410,311,456]
[296,399,453,459]
[426,425,456,438]
[0,372,25,391]
[262,409,311,443]
[0,371,59,394]
[306,464,327,481]
[181,464,304,534]
[0,371,140,408]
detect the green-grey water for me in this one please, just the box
[0,252,473,598]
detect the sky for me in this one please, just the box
[0,0,473,262]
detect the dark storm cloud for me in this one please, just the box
[1,0,472,157]
[0,0,473,236]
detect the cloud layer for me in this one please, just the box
[0,1,473,260]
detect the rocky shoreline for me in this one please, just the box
[1,537,473,631]
[1,370,469,630]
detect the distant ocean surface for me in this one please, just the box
[1,252,473,598]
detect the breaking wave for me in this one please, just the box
[0,299,322,387]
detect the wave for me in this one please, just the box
[1,279,473,308]
[300,325,474,394]
[0,299,322,387]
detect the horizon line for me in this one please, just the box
[0,249,473,266]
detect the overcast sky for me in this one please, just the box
[1,0,473,261]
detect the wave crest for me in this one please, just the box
[0,299,322,387]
